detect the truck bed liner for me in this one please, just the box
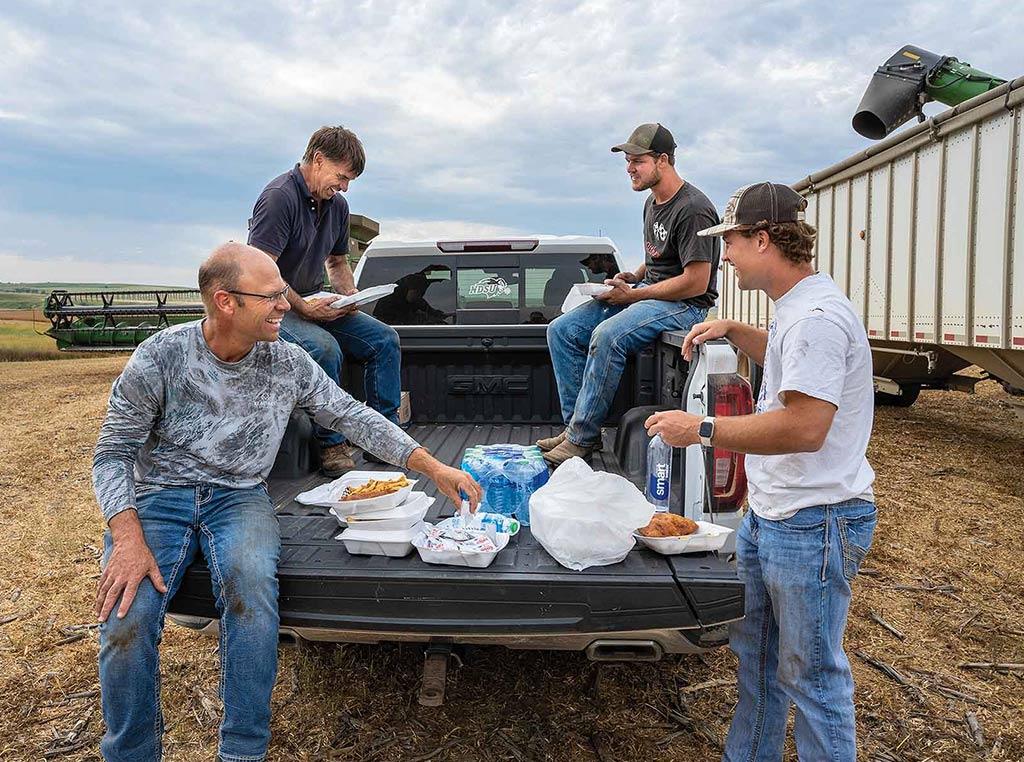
[168,424,743,638]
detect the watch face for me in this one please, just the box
[699,420,714,438]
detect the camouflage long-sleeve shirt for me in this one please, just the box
[93,320,420,522]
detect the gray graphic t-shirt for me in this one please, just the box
[93,321,420,522]
[642,182,721,308]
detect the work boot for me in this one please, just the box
[542,438,596,467]
[321,443,357,477]
[537,429,601,452]
[536,430,567,452]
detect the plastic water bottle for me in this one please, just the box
[646,434,672,512]
[503,457,546,526]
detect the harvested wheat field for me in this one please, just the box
[0,356,1021,761]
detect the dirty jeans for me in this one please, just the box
[723,500,878,762]
[98,485,281,762]
[547,292,706,445]
[279,309,401,448]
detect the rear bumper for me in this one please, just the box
[167,615,736,655]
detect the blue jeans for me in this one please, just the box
[547,294,706,445]
[723,500,878,762]
[98,486,281,762]
[279,309,401,448]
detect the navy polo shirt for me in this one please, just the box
[248,164,350,296]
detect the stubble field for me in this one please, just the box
[0,356,1021,761]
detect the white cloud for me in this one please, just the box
[0,0,1022,276]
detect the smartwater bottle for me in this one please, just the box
[646,434,672,512]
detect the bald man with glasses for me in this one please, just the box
[92,243,480,762]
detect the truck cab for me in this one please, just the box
[167,236,750,674]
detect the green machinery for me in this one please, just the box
[44,288,205,350]
[852,45,1005,139]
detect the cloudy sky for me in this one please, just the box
[1,0,1020,285]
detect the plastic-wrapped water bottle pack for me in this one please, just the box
[459,444,549,525]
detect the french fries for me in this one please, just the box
[341,475,410,501]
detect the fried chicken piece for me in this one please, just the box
[640,513,699,538]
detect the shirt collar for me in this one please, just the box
[290,163,325,211]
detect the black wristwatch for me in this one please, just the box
[698,417,715,447]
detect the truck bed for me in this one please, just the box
[168,426,743,650]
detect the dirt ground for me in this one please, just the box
[0,356,1021,761]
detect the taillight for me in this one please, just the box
[706,372,753,512]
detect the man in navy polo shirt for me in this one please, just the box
[248,126,401,476]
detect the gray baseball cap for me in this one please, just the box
[611,123,676,156]
[698,182,807,237]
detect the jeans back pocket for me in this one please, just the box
[836,508,877,581]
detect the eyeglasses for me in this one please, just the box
[226,285,291,302]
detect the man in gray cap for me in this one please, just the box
[541,123,720,465]
[645,182,877,762]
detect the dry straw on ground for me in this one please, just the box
[0,357,1020,761]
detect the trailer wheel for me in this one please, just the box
[875,383,921,407]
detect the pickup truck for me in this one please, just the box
[166,235,752,701]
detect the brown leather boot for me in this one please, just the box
[541,438,596,467]
[536,430,567,451]
[320,443,357,477]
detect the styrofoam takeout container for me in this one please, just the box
[336,521,425,557]
[298,470,416,514]
[411,525,510,568]
[633,521,734,555]
[304,284,398,309]
[575,283,614,296]
[338,493,434,530]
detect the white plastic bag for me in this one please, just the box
[529,457,655,571]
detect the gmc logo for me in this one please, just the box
[447,375,530,395]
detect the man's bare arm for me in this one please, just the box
[326,255,357,294]
[646,391,837,455]
[598,262,711,306]
[682,319,769,366]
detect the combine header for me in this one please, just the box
[43,289,204,351]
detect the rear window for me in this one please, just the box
[358,250,619,325]
[357,257,456,325]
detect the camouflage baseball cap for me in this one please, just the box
[698,182,807,237]
[611,123,676,156]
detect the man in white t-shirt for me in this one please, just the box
[645,182,877,762]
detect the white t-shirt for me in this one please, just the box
[746,273,875,520]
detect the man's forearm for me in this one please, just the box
[724,321,769,365]
[630,265,710,302]
[406,447,443,478]
[327,255,356,293]
[711,409,824,455]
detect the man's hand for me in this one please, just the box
[406,448,483,510]
[682,319,732,361]
[430,464,483,511]
[611,271,639,285]
[595,278,637,305]
[95,511,167,622]
[303,296,358,322]
[645,410,702,448]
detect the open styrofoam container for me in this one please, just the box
[336,521,426,557]
[633,521,734,555]
[411,526,511,568]
[296,470,416,514]
[337,493,434,530]
[575,283,614,296]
